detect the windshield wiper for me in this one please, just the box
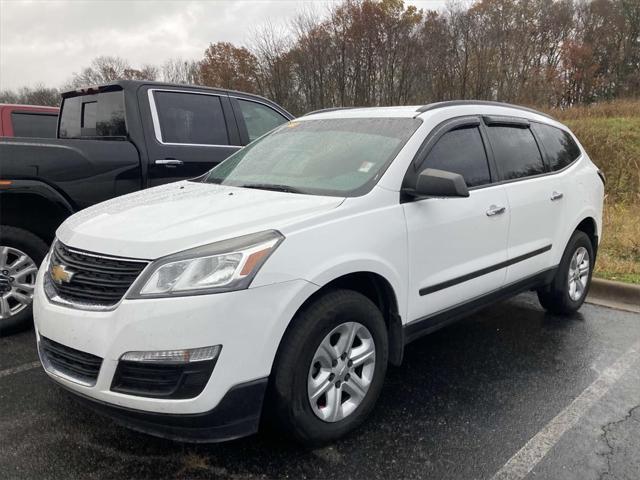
[239,183,304,194]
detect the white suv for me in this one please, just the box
[34,101,604,445]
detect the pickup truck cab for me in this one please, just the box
[33,101,604,445]
[0,104,58,138]
[0,81,292,333]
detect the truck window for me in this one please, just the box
[59,90,126,138]
[153,91,229,145]
[10,112,58,138]
[237,99,288,142]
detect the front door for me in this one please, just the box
[404,120,510,323]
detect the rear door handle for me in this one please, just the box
[155,159,183,166]
[486,205,506,216]
[550,191,564,201]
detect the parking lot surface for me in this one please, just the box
[1,293,639,480]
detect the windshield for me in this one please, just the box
[202,117,421,196]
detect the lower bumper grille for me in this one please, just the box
[111,360,217,399]
[39,336,103,386]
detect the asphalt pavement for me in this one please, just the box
[1,293,639,480]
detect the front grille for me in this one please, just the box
[48,242,148,307]
[40,336,103,386]
[111,360,216,399]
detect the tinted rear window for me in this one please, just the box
[153,91,229,145]
[486,126,546,180]
[59,90,126,138]
[532,123,581,171]
[10,113,57,138]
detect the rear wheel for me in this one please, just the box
[0,227,48,336]
[537,230,594,315]
[268,289,388,445]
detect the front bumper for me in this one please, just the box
[33,264,317,427]
[59,377,268,443]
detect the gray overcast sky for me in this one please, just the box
[0,0,448,91]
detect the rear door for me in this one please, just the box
[144,88,242,186]
[483,117,564,284]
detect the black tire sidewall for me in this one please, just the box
[272,289,388,444]
[0,226,48,334]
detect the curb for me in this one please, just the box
[587,278,640,313]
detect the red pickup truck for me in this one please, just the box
[0,104,59,138]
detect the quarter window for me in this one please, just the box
[532,123,581,171]
[422,127,491,188]
[237,99,288,142]
[486,126,545,180]
[154,91,229,145]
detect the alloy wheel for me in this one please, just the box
[0,246,37,321]
[307,321,376,422]
[568,246,590,301]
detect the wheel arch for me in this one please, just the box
[0,191,71,245]
[575,217,598,253]
[273,271,405,372]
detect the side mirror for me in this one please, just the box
[409,168,470,198]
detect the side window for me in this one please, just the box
[486,126,545,180]
[11,113,57,138]
[237,99,288,142]
[421,126,491,188]
[154,91,229,145]
[532,123,581,171]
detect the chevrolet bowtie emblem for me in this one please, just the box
[51,264,75,284]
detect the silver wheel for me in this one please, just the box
[0,246,37,321]
[568,246,590,301]
[307,321,376,422]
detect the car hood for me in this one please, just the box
[57,181,345,259]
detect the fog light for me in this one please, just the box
[112,345,222,399]
[120,345,221,364]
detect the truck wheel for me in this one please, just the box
[267,289,388,445]
[537,230,594,315]
[0,226,48,336]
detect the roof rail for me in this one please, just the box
[415,100,554,120]
[302,107,355,117]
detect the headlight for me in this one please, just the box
[128,230,283,298]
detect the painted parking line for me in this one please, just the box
[0,361,41,379]
[491,339,640,480]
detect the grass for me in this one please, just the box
[546,100,640,284]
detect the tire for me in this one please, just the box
[0,226,48,336]
[537,230,594,315]
[267,289,388,445]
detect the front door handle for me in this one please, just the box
[486,205,506,216]
[155,159,184,167]
[550,191,564,201]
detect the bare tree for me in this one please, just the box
[68,56,158,88]
[161,58,201,84]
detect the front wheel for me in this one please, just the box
[537,230,594,315]
[268,289,388,445]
